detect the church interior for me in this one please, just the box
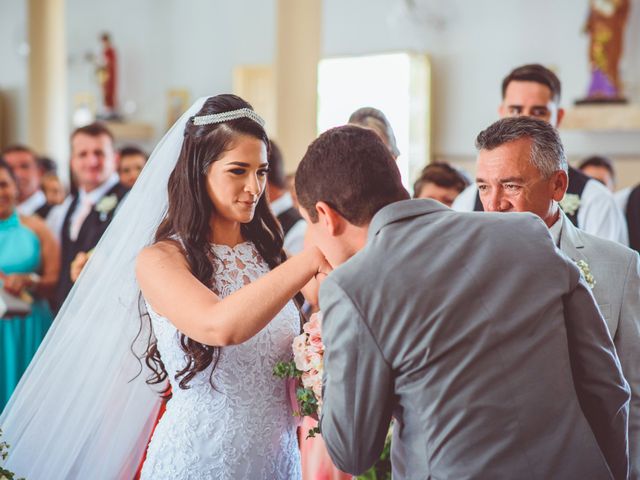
[1,0,639,189]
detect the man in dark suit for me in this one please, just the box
[295,125,630,479]
[47,123,129,311]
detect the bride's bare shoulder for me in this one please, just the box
[136,240,188,276]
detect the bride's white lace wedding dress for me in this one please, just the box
[140,242,302,479]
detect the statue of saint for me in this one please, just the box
[582,0,630,102]
[97,32,118,117]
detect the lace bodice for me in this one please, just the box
[141,242,302,480]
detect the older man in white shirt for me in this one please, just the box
[453,64,627,244]
[474,116,640,480]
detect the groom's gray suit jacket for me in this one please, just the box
[319,199,630,480]
[558,210,640,479]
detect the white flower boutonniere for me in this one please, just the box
[559,193,580,216]
[95,194,118,221]
[575,259,596,289]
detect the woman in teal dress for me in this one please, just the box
[0,159,59,411]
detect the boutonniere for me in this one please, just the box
[559,193,580,216]
[575,259,596,289]
[95,194,118,221]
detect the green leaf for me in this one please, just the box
[295,387,319,417]
[272,361,302,379]
[0,428,25,480]
[305,426,321,439]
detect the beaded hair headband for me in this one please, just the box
[192,108,265,128]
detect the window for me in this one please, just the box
[317,52,432,189]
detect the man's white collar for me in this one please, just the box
[549,210,564,246]
[17,190,46,215]
[78,174,120,204]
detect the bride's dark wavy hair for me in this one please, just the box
[138,94,303,395]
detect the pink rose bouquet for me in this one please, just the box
[274,312,324,437]
[274,312,394,479]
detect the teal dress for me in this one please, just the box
[0,211,54,410]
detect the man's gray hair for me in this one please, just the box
[475,117,568,177]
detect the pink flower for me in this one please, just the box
[309,351,323,371]
[310,374,323,400]
[302,369,319,389]
[302,369,323,401]
[293,334,310,371]
[304,313,324,355]
[303,313,322,336]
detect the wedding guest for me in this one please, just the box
[0,159,59,410]
[579,155,616,191]
[37,156,58,175]
[41,173,66,207]
[348,107,400,160]
[267,140,306,254]
[285,173,299,209]
[453,63,628,244]
[69,145,145,284]
[616,183,640,254]
[47,122,129,311]
[296,125,629,479]
[117,145,147,188]
[2,144,48,218]
[413,162,469,207]
[475,116,640,479]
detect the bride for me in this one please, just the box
[0,95,328,479]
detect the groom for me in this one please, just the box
[295,125,630,479]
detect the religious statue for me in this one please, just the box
[97,32,119,118]
[579,0,630,103]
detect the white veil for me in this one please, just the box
[0,97,208,479]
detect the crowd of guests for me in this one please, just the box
[1,62,639,478]
[0,130,147,410]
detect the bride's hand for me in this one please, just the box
[300,247,332,310]
[311,247,332,281]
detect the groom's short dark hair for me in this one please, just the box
[295,125,409,226]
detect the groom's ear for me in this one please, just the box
[315,201,346,237]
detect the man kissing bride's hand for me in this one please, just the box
[300,232,333,312]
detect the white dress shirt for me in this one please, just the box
[17,190,47,216]
[549,211,563,246]
[579,179,628,246]
[47,174,120,243]
[451,184,477,212]
[452,181,628,245]
[615,187,631,213]
[270,192,306,255]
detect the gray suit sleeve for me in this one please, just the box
[318,276,394,475]
[616,251,640,480]
[563,260,631,480]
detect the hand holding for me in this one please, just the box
[70,251,91,283]
[2,273,33,296]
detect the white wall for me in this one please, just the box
[0,0,28,145]
[65,0,275,150]
[66,0,171,147]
